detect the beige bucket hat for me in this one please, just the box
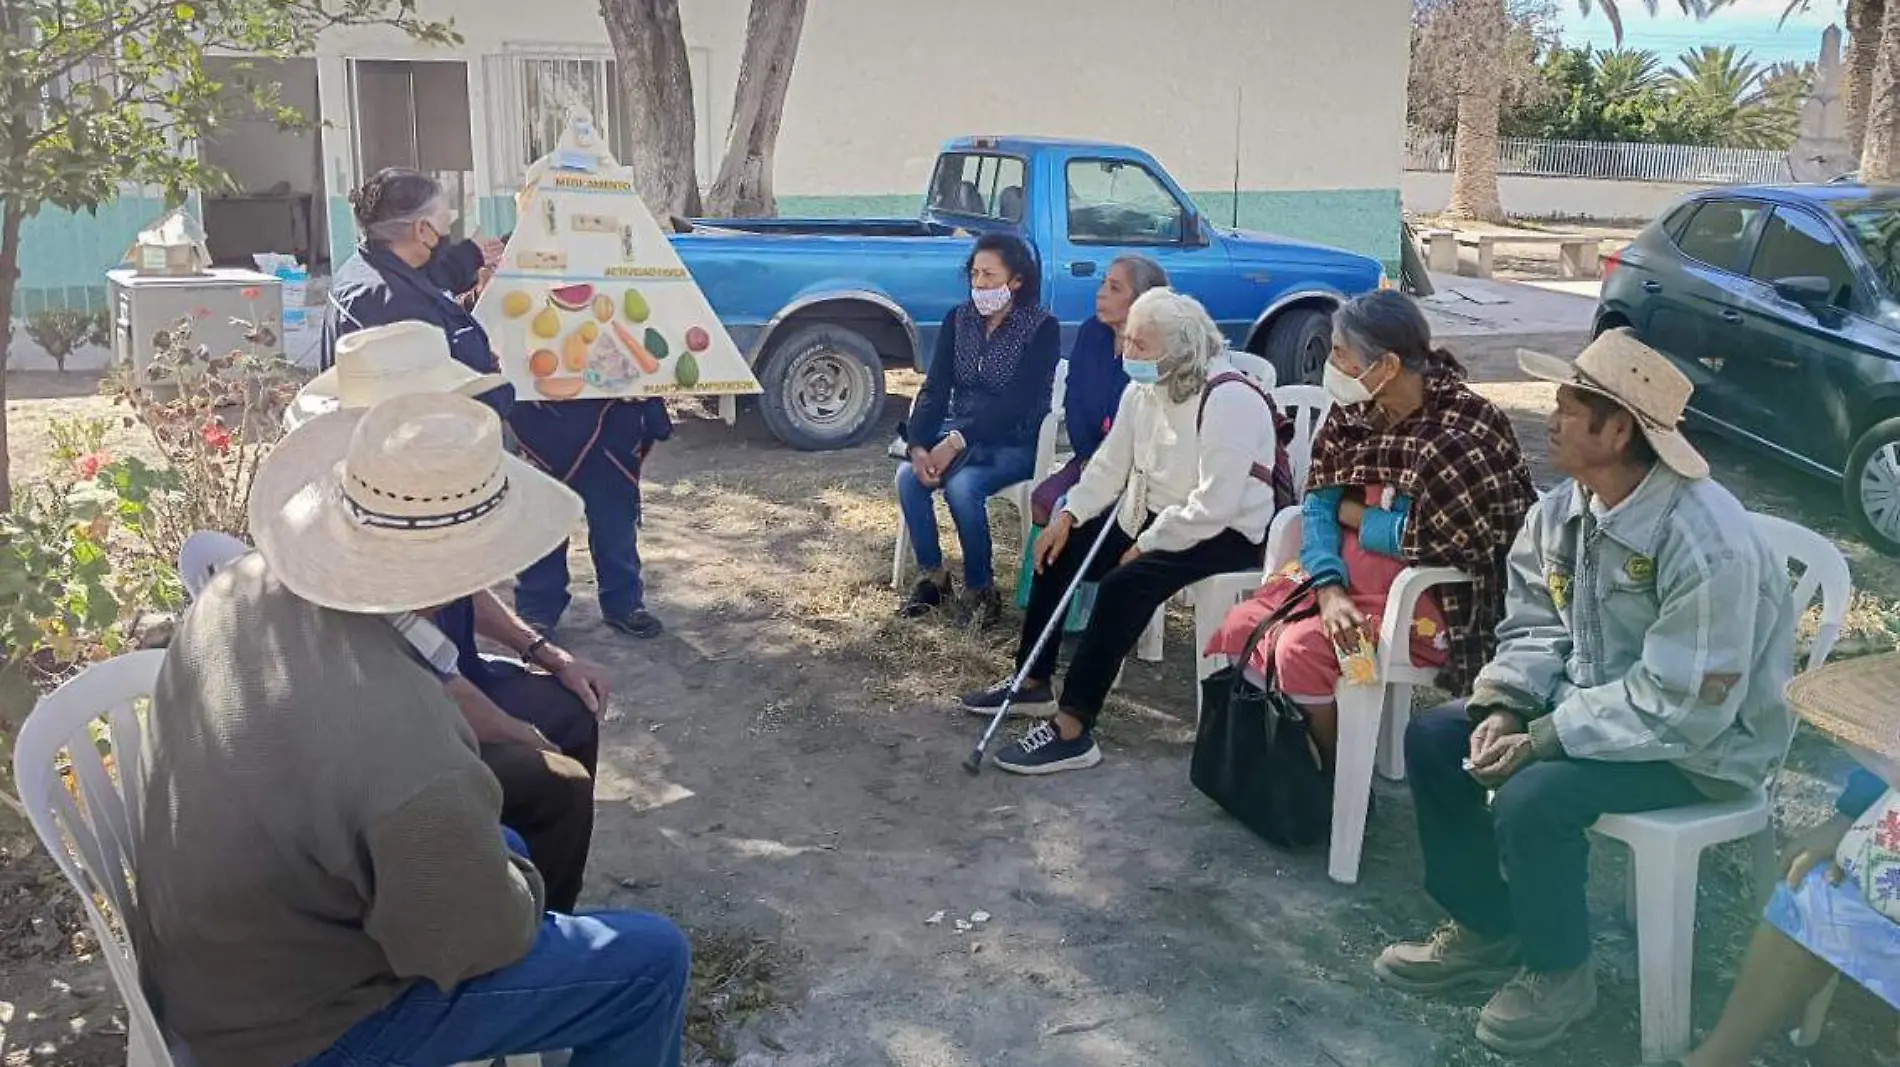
[1518,328,1709,480]
[287,320,505,431]
[250,392,580,614]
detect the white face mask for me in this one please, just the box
[971,285,1013,315]
[1323,360,1378,406]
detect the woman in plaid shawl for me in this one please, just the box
[1206,291,1535,762]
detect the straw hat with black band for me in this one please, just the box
[287,320,506,432]
[250,391,580,614]
[1786,652,1900,770]
[1517,327,1710,481]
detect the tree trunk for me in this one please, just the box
[0,200,20,512]
[1848,0,1884,160]
[703,0,808,218]
[599,0,702,218]
[1443,0,1507,222]
[1863,0,1900,181]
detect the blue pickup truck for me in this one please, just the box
[672,136,1386,450]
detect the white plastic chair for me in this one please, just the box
[1593,512,1850,1063]
[1192,507,1467,885]
[891,363,1065,591]
[14,652,541,1067]
[178,531,249,601]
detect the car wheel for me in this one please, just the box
[1262,308,1332,385]
[1845,416,1900,555]
[756,322,887,451]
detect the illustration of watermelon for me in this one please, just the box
[548,283,596,311]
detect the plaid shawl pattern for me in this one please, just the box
[1306,373,1537,692]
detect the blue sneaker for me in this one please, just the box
[959,678,1056,717]
[993,721,1102,775]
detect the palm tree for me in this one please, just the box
[1443,0,1729,222]
[1593,46,1667,100]
[1665,45,1808,147]
[1866,0,1900,178]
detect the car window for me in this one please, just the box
[1673,200,1764,273]
[1828,201,1900,304]
[927,153,1027,222]
[1066,159,1187,245]
[1750,208,1860,312]
[1660,202,1697,242]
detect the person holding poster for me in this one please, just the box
[323,168,512,417]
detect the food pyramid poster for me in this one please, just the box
[473,108,761,402]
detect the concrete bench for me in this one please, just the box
[1420,230,1601,280]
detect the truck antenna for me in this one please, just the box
[1230,83,1242,229]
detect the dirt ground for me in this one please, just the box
[5,331,1900,1066]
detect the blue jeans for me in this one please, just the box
[894,444,1035,591]
[517,452,643,626]
[297,911,690,1067]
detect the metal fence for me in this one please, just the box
[1404,128,1792,185]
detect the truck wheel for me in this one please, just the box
[1845,417,1900,555]
[757,322,887,451]
[1261,308,1332,385]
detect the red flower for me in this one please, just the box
[73,451,113,480]
[198,421,232,453]
[240,287,261,301]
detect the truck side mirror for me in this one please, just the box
[1181,209,1208,247]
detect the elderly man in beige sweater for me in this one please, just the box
[134,392,689,1067]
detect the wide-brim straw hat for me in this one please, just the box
[287,320,505,432]
[1786,652,1900,765]
[1518,328,1710,480]
[250,392,580,614]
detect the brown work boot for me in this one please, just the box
[1476,965,1599,1054]
[1373,922,1521,995]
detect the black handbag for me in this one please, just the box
[1190,576,1333,849]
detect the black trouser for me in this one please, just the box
[1406,702,1706,973]
[1018,512,1263,728]
[479,661,600,913]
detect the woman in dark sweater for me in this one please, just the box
[1030,254,1168,522]
[897,233,1060,626]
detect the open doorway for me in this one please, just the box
[347,59,477,242]
[199,57,326,269]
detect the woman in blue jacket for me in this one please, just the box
[322,168,513,418]
[896,233,1060,628]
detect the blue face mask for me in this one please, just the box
[1124,359,1160,385]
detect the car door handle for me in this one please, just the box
[1642,280,1663,293]
[1719,309,1744,324]
[1070,261,1096,277]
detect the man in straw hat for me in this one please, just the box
[133,393,689,1067]
[1631,663,1900,1067]
[1375,328,1796,1054]
[288,319,613,913]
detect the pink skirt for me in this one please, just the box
[1204,532,1450,702]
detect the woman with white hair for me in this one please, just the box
[964,288,1292,775]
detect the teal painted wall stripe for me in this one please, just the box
[327,196,359,272]
[10,195,167,314]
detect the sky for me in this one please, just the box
[1554,0,1836,65]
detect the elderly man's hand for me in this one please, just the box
[926,437,962,479]
[1468,733,1536,787]
[1467,708,1526,766]
[1034,514,1073,573]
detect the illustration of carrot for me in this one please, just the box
[611,321,661,375]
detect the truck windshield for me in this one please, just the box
[928,153,1027,222]
[1830,200,1900,303]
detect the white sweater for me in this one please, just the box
[1062,356,1280,554]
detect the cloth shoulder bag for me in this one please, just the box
[1839,787,1900,923]
[1191,575,1332,848]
